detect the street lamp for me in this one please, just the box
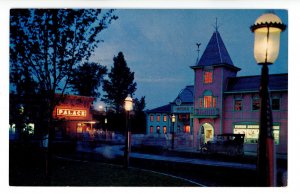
[171,114,176,150]
[105,117,108,140]
[124,94,133,168]
[250,13,286,186]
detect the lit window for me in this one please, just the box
[233,124,280,144]
[272,98,280,110]
[184,125,190,133]
[273,129,280,144]
[212,97,217,108]
[199,96,217,108]
[204,71,213,84]
[204,96,212,108]
[179,114,183,120]
[150,126,153,133]
[200,90,216,108]
[234,100,243,111]
[150,115,154,122]
[163,115,167,122]
[203,96,217,108]
[163,126,167,134]
[252,98,260,110]
[156,115,160,122]
[156,126,160,134]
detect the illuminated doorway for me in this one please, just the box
[201,123,214,143]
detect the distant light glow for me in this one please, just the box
[171,114,176,123]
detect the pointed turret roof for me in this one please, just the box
[192,30,240,71]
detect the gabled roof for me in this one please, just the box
[146,104,171,114]
[225,73,288,93]
[173,85,194,104]
[191,30,240,71]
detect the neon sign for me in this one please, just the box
[57,108,87,117]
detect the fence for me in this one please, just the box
[131,133,194,149]
[77,131,194,149]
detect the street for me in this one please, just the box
[73,142,287,186]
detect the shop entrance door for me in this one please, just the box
[202,123,214,143]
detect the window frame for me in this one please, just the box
[163,126,167,134]
[199,90,217,108]
[150,126,154,133]
[163,115,167,122]
[271,97,281,111]
[156,114,161,122]
[234,99,243,111]
[252,97,260,111]
[150,114,154,122]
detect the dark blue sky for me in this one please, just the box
[91,9,288,109]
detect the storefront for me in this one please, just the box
[172,104,193,134]
[52,94,96,139]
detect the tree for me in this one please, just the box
[10,9,118,136]
[132,96,147,134]
[10,9,118,181]
[102,52,137,113]
[70,62,107,97]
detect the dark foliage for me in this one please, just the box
[70,62,107,97]
[132,96,147,134]
[102,52,137,113]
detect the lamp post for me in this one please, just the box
[100,104,109,140]
[124,94,133,168]
[250,13,286,186]
[171,114,176,150]
[104,117,108,140]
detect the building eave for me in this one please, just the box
[190,63,241,71]
[224,89,288,94]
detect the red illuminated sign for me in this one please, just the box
[57,108,87,117]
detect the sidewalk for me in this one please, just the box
[74,143,287,186]
[77,143,256,170]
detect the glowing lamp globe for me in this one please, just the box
[124,94,133,112]
[250,13,286,65]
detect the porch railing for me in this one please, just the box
[194,108,219,118]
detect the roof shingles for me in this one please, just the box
[146,104,171,114]
[226,74,288,93]
[197,31,234,67]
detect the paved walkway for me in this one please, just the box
[77,144,256,170]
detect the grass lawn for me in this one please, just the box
[51,159,198,186]
[9,143,198,186]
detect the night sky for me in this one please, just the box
[91,9,288,109]
[1,1,300,192]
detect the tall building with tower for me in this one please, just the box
[146,27,287,155]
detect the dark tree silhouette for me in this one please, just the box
[70,62,107,97]
[102,52,137,113]
[132,96,147,134]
